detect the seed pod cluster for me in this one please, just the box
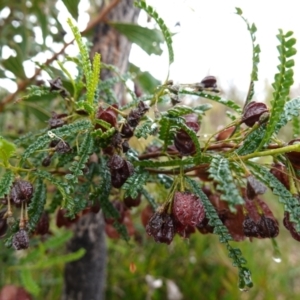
[145,191,206,244]
[243,198,279,239]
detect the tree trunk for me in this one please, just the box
[62,1,139,299]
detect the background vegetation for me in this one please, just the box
[1,1,300,300]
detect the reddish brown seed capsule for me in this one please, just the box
[10,180,34,206]
[172,191,205,227]
[96,105,118,131]
[246,175,267,200]
[243,215,260,238]
[174,113,200,156]
[12,229,29,250]
[257,215,279,238]
[270,162,290,190]
[121,123,134,138]
[200,76,217,89]
[124,194,141,208]
[56,209,79,228]
[109,155,135,189]
[146,212,175,244]
[35,212,50,235]
[242,101,269,127]
[283,211,300,242]
[48,111,68,129]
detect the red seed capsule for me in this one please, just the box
[172,191,205,227]
[200,76,217,89]
[242,101,269,127]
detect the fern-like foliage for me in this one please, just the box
[167,104,212,118]
[258,30,297,149]
[178,121,202,163]
[248,162,300,231]
[19,85,58,101]
[236,7,260,105]
[92,127,116,148]
[122,168,149,199]
[158,116,178,151]
[0,170,14,198]
[67,19,92,96]
[21,120,92,164]
[157,174,173,189]
[135,157,194,169]
[135,0,174,66]
[236,125,266,156]
[178,89,242,113]
[48,190,63,213]
[90,53,101,105]
[135,118,157,139]
[36,170,75,216]
[67,132,94,184]
[208,155,244,211]
[67,19,101,110]
[185,177,253,290]
[27,178,46,232]
[14,129,47,147]
[274,96,300,134]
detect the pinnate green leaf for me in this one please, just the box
[208,155,244,211]
[27,178,47,232]
[0,170,14,198]
[248,163,300,232]
[122,168,149,199]
[67,133,94,183]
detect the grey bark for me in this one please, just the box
[62,1,139,299]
